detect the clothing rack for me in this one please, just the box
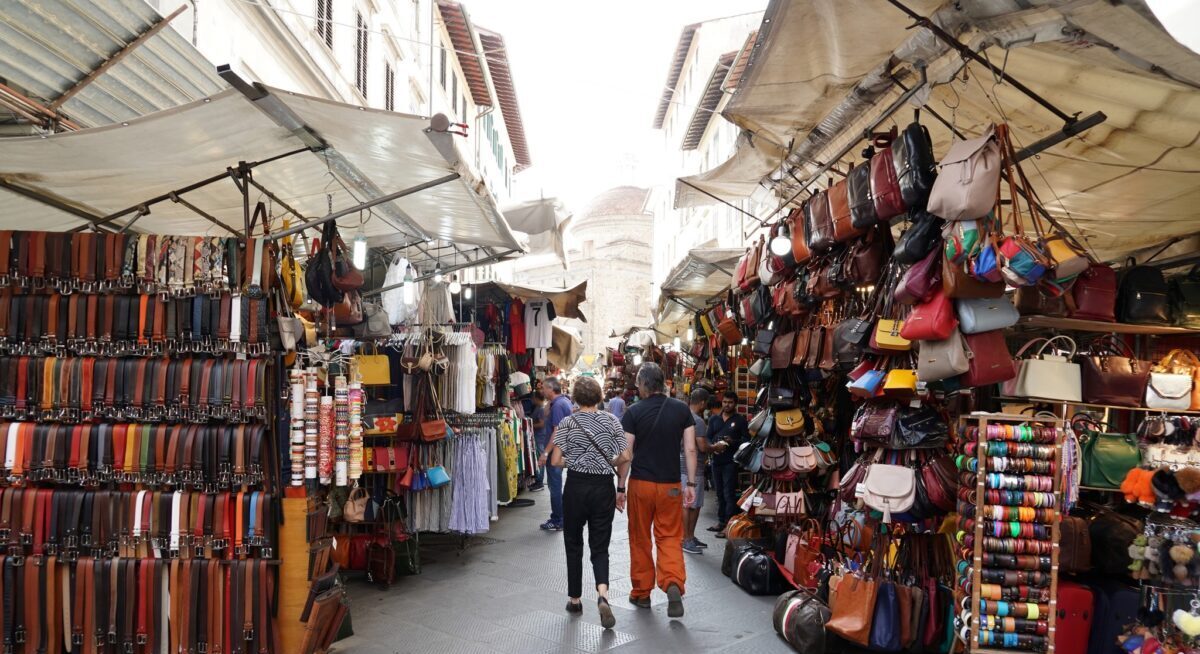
[446,412,505,427]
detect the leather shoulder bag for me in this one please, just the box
[1080,336,1149,407]
[848,158,878,229]
[1118,261,1170,324]
[806,191,836,253]
[870,134,907,221]
[892,116,937,208]
[926,124,1001,222]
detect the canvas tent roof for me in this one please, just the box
[654,247,741,336]
[474,280,588,322]
[677,0,1200,261]
[0,83,524,270]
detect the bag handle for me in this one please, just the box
[1035,334,1077,359]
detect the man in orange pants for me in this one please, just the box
[617,362,697,618]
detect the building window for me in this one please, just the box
[460,93,467,120]
[439,47,446,88]
[316,0,333,48]
[355,12,369,97]
[384,62,395,111]
[450,76,458,114]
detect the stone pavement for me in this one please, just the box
[335,488,793,653]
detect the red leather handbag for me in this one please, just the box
[961,330,1016,388]
[870,143,907,221]
[900,290,957,341]
[1070,263,1117,322]
[830,177,863,243]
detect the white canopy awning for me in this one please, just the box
[548,324,583,371]
[0,83,524,268]
[499,197,571,266]
[654,247,741,336]
[680,0,1200,260]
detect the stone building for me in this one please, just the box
[513,186,655,360]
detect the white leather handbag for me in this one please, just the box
[917,330,971,382]
[1146,372,1194,410]
[956,297,1019,334]
[788,446,818,473]
[1011,335,1082,402]
[860,463,915,523]
[926,125,1002,221]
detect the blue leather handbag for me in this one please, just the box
[869,580,903,652]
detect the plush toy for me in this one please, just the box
[1173,609,1200,638]
[1170,544,1195,565]
[1154,469,1186,506]
[1133,469,1159,507]
[1175,467,1200,496]
[1130,535,1149,578]
[1147,536,1165,577]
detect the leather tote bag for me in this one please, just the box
[893,210,943,266]
[961,330,1016,388]
[1080,428,1141,489]
[1171,266,1200,328]
[942,256,1004,299]
[827,572,878,646]
[848,160,878,229]
[900,290,957,342]
[773,590,832,653]
[956,296,1019,334]
[1081,338,1149,407]
[1118,262,1170,324]
[916,329,971,382]
[830,176,864,243]
[1015,285,1067,317]
[926,125,1001,221]
[870,144,907,221]
[1012,335,1082,402]
[892,118,937,208]
[806,191,837,253]
[869,580,903,652]
[895,248,942,306]
[863,463,916,523]
[771,331,796,370]
[1070,263,1117,322]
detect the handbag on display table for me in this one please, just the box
[1006,335,1082,402]
[1080,336,1150,407]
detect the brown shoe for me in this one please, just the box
[628,595,651,608]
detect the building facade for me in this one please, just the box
[513,187,655,360]
[149,0,528,205]
[649,13,765,311]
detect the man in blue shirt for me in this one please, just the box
[605,389,626,419]
[536,377,573,531]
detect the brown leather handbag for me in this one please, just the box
[788,208,812,265]
[806,192,836,253]
[1014,286,1068,317]
[830,177,863,243]
[792,330,812,366]
[870,136,907,221]
[942,256,1004,299]
[846,225,890,287]
[771,332,797,370]
[334,289,365,325]
[1059,516,1093,574]
[1081,336,1150,407]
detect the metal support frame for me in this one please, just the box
[0,179,110,229]
[678,179,760,223]
[364,247,518,297]
[49,5,189,110]
[0,81,82,132]
[168,192,241,235]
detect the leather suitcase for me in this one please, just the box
[1086,578,1139,654]
[1056,581,1094,654]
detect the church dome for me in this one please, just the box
[578,186,651,220]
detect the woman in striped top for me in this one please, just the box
[549,376,629,629]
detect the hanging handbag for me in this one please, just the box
[852,402,899,444]
[955,296,1019,334]
[736,240,762,292]
[895,248,942,305]
[1118,261,1171,324]
[753,327,775,358]
[343,486,369,523]
[334,289,365,325]
[1080,427,1141,489]
[848,369,886,399]
[942,256,1004,299]
[830,175,864,243]
[1171,265,1200,328]
[900,290,957,342]
[328,222,365,292]
[870,135,907,221]
[848,158,878,229]
[872,319,912,352]
[1153,349,1200,410]
[882,368,918,399]
[355,352,392,385]
[916,329,970,383]
[1042,232,1090,281]
[1015,285,1068,317]
[926,124,1001,221]
[304,236,342,308]
[280,229,305,310]
[827,572,878,646]
[771,331,796,370]
[893,210,943,266]
[870,579,903,653]
[961,330,1016,388]
[1011,335,1082,402]
[845,225,890,287]
[806,191,836,253]
[892,116,937,209]
[352,302,392,339]
[833,317,870,369]
[1081,337,1150,407]
[788,446,818,473]
[788,208,812,265]
[749,357,773,380]
[863,462,917,523]
[775,409,807,438]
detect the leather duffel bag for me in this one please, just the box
[773,590,832,653]
[732,543,787,596]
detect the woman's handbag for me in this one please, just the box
[870,580,903,652]
[330,228,365,292]
[761,444,789,472]
[893,210,943,266]
[1069,263,1117,321]
[1172,265,1200,328]
[355,353,392,385]
[895,406,948,448]
[1153,349,1200,409]
[1042,232,1090,281]
[827,572,879,646]
[775,409,807,437]
[334,290,365,325]
[863,463,917,523]
[1145,371,1194,411]
[1081,337,1150,407]
[732,544,788,596]
[807,191,837,253]
[900,290,957,341]
[870,139,907,221]
[895,248,942,305]
[882,368,918,399]
[892,117,937,209]
[849,159,878,229]
[1118,262,1171,324]
[848,369,886,399]
[942,256,1004,299]
[343,486,369,523]
[846,225,889,286]
[926,125,1001,221]
[872,319,912,352]
[1010,335,1082,402]
[955,296,1019,334]
[830,176,865,243]
[774,591,833,653]
[788,208,812,265]
[852,402,899,444]
[916,329,971,382]
[1080,426,1141,489]
[1015,285,1068,317]
[789,446,818,473]
[961,330,1016,388]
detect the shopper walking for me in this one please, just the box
[618,363,697,618]
[605,389,626,419]
[529,392,548,492]
[546,377,628,629]
[682,389,722,554]
[707,391,747,537]
[537,378,573,531]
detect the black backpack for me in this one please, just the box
[1117,260,1170,324]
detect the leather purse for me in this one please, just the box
[1059,516,1093,575]
[827,573,878,646]
[1010,335,1082,402]
[736,240,762,292]
[895,248,941,305]
[869,580,902,653]
[955,296,1019,334]
[1081,337,1150,407]
[916,329,970,382]
[788,446,818,473]
[1080,427,1141,489]
[355,354,391,385]
[788,208,812,265]
[761,446,789,472]
[1154,349,1200,410]
[1145,371,1194,410]
[961,329,1016,388]
[806,191,836,252]
[848,370,886,399]
[848,160,878,229]
[863,463,916,523]
[892,210,943,266]
[716,316,743,346]
[1171,265,1200,328]
[1118,262,1170,324]
[753,327,775,358]
[900,290,957,341]
[330,228,365,292]
[1043,232,1090,281]
[852,402,899,444]
[882,368,918,399]
[334,290,365,325]
[870,140,907,221]
[792,329,812,366]
[774,590,832,652]
[892,118,937,208]
[830,176,864,243]
[343,486,369,523]
[926,124,1001,221]
[775,409,807,437]
[373,445,409,472]
[1015,285,1067,317]
[872,319,912,352]
[942,256,1004,299]
[846,225,889,287]
[771,331,796,370]
[833,318,870,369]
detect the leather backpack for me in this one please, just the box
[892,117,937,208]
[1059,515,1093,574]
[806,192,836,253]
[892,209,943,265]
[1118,260,1170,324]
[1071,263,1117,322]
[829,176,862,243]
[870,130,907,221]
[848,157,878,229]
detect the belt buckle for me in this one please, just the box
[243,629,254,642]
[107,631,117,645]
[168,547,179,559]
[8,552,22,566]
[20,533,32,546]
[71,632,83,646]
[261,546,273,558]
[14,628,24,644]
[198,643,208,654]
[0,528,9,541]
[31,276,45,290]
[137,634,148,646]
[67,467,81,482]
[43,543,57,557]
[63,549,78,563]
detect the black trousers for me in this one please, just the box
[711,461,739,526]
[562,470,616,598]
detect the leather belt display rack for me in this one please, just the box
[0,290,273,357]
[0,357,269,423]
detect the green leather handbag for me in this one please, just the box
[1080,429,1141,489]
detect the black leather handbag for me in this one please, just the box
[1172,265,1200,328]
[894,406,949,448]
[892,117,937,208]
[1118,262,1171,324]
[892,209,944,265]
[848,159,878,230]
[732,544,788,595]
[753,327,775,358]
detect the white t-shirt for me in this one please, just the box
[524,298,553,349]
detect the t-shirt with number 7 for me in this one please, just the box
[524,298,553,349]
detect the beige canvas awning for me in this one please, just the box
[548,324,583,370]
[476,280,588,322]
[654,247,741,337]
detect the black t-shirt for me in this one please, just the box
[707,413,748,466]
[621,394,694,483]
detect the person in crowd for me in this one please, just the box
[707,391,747,538]
[546,377,629,629]
[537,377,574,531]
[529,392,548,492]
[605,389,626,419]
[682,388,723,554]
[705,396,722,491]
[617,363,697,618]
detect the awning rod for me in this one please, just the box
[678,179,760,224]
[363,246,517,296]
[268,173,461,242]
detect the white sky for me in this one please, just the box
[463,0,768,211]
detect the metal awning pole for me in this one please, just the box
[267,173,461,241]
[168,192,242,235]
[678,179,760,223]
[364,247,517,296]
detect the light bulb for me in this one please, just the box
[633,354,643,365]
[352,233,368,269]
[686,328,694,341]
[741,338,748,346]
[673,337,681,350]
[769,235,792,257]
[463,286,473,300]
[449,275,461,294]
[402,266,415,304]
[433,268,443,284]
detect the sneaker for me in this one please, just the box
[695,539,709,549]
[540,520,563,531]
[682,539,702,555]
[628,595,651,609]
[598,598,616,629]
[528,482,545,492]
[666,584,684,618]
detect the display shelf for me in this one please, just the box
[999,397,1200,417]
[1078,485,1122,493]
[1017,315,1200,335]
